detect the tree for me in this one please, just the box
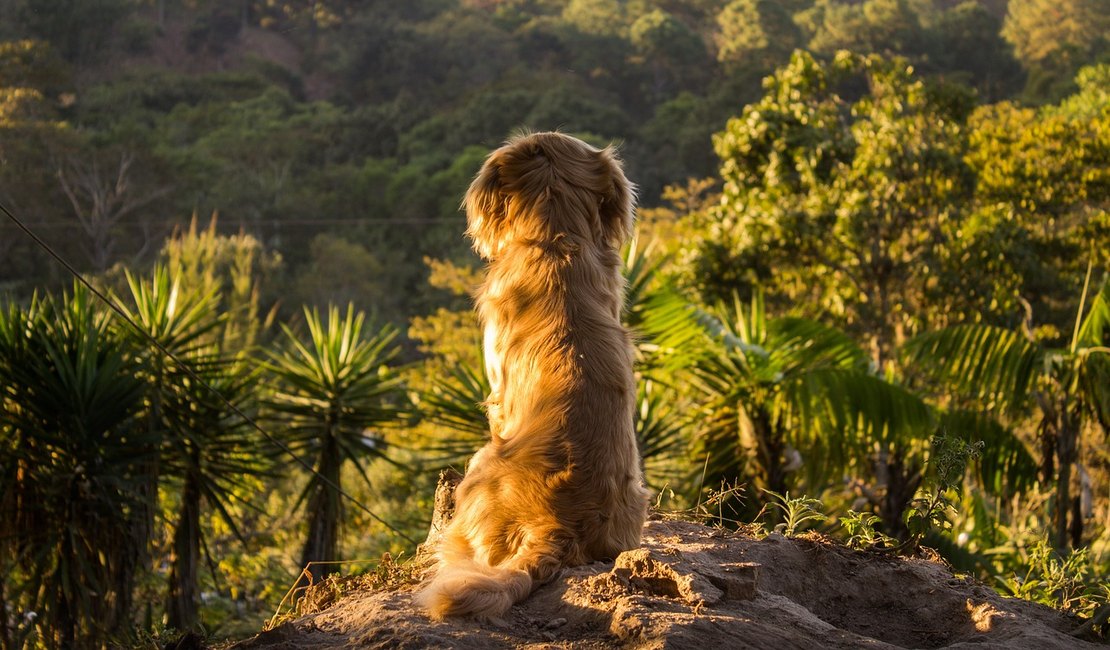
[264,305,407,584]
[1003,0,1109,98]
[965,75,1110,329]
[629,9,707,101]
[714,0,801,70]
[0,286,149,647]
[802,0,927,60]
[0,39,72,288]
[930,2,1023,101]
[55,149,170,271]
[702,50,974,368]
[561,0,625,37]
[119,265,266,632]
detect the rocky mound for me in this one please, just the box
[231,518,1100,649]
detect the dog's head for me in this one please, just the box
[464,131,635,260]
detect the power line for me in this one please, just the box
[0,198,419,547]
[1,217,463,228]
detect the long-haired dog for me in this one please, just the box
[416,132,650,620]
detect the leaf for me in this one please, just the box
[903,324,1041,415]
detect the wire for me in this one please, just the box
[0,217,462,228]
[0,198,419,547]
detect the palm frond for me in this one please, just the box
[903,324,1041,415]
[780,368,933,479]
[635,378,687,488]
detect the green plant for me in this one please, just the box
[903,435,984,552]
[764,489,828,536]
[841,510,896,549]
[640,288,932,521]
[904,272,1110,549]
[0,286,150,648]
[264,304,408,582]
[1001,537,1109,621]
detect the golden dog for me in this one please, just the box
[417,132,650,620]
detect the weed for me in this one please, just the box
[265,553,422,631]
[841,510,896,550]
[903,435,983,552]
[764,490,827,536]
[1001,538,1108,620]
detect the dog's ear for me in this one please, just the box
[597,146,635,248]
[464,154,507,260]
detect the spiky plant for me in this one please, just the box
[0,286,149,648]
[120,264,265,632]
[264,304,407,582]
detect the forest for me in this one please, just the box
[0,0,1108,646]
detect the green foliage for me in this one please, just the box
[715,0,800,69]
[639,287,932,512]
[841,510,895,549]
[764,489,828,536]
[0,286,150,647]
[705,51,974,365]
[121,263,269,631]
[1000,538,1109,618]
[1003,0,1109,99]
[264,304,408,574]
[904,435,984,552]
[14,0,137,64]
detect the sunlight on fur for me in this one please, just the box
[415,131,651,620]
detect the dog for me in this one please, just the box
[416,132,650,620]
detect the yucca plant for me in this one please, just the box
[120,264,259,632]
[119,263,222,547]
[264,304,407,581]
[0,286,149,648]
[904,270,1110,549]
[160,348,265,631]
[416,362,490,466]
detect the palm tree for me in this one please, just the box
[904,272,1110,549]
[640,289,934,525]
[264,304,407,583]
[0,286,149,648]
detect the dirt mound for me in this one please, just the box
[233,519,1096,649]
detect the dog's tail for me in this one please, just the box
[415,557,533,620]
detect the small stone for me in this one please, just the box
[543,617,567,630]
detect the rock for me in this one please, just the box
[234,519,1103,650]
[420,468,461,553]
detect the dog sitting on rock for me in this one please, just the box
[417,131,650,620]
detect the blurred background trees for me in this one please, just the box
[1,0,1109,646]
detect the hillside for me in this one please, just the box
[232,519,1098,650]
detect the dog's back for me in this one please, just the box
[416,132,650,620]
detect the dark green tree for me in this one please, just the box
[0,287,149,648]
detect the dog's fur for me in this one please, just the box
[416,132,650,620]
